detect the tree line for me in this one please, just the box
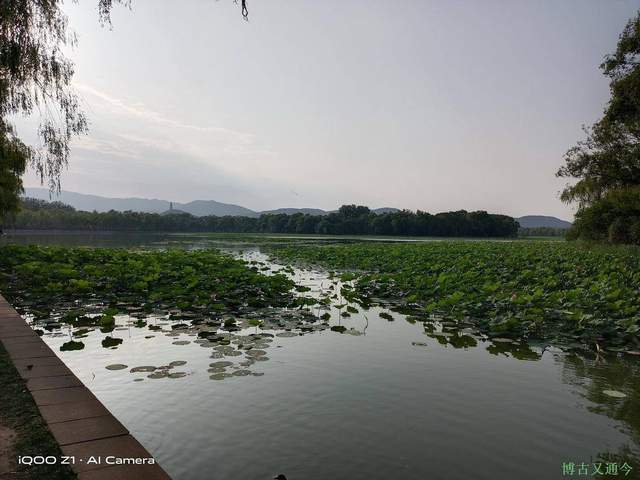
[8,199,520,237]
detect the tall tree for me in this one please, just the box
[557,11,640,243]
[0,0,248,223]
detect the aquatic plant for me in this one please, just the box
[0,245,296,326]
[270,241,640,349]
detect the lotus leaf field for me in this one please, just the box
[0,245,296,328]
[1,241,640,353]
[268,241,640,351]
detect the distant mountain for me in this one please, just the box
[260,208,328,216]
[516,215,572,229]
[24,188,257,218]
[161,209,190,216]
[25,188,171,214]
[373,207,400,215]
[180,200,257,218]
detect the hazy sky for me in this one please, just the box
[17,0,640,219]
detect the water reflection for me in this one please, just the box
[557,352,640,477]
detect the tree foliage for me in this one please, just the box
[558,11,640,243]
[0,0,248,221]
[558,12,640,206]
[0,120,29,225]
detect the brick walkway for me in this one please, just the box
[0,295,171,480]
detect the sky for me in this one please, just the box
[17,0,640,220]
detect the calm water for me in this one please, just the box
[2,232,639,480]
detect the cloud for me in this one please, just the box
[74,83,275,158]
[76,83,243,135]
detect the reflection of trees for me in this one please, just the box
[425,332,478,349]
[595,447,640,480]
[486,341,542,361]
[560,353,640,474]
[561,354,640,441]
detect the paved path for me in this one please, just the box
[0,295,171,480]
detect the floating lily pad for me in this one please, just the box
[101,336,123,348]
[130,366,157,373]
[209,361,233,368]
[169,360,187,367]
[276,331,298,338]
[603,390,627,398]
[147,371,168,379]
[168,372,187,379]
[61,340,85,351]
[430,331,452,337]
[246,350,267,357]
[105,364,128,371]
[209,373,230,380]
[232,369,252,376]
[172,340,191,345]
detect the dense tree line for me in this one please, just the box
[7,200,519,237]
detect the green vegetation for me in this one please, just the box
[269,241,640,350]
[0,121,28,226]
[0,343,76,480]
[558,12,640,244]
[0,245,295,322]
[9,199,519,238]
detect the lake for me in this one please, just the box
[1,232,638,480]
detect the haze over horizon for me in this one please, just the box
[15,0,640,220]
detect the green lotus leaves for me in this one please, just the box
[105,364,128,370]
[130,366,157,373]
[269,241,640,349]
[60,340,85,351]
[101,336,123,348]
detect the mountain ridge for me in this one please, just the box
[516,215,572,229]
[23,188,572,227]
